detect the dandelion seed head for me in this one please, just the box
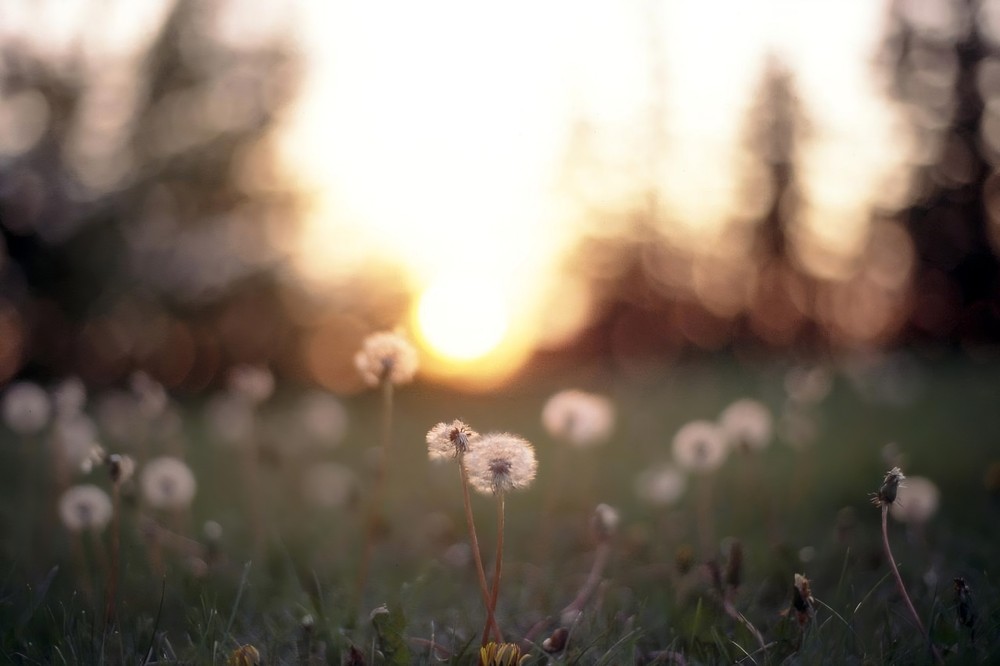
[541,389,615,448]
[59,484,113,533]
[464,432,537,495]
[298,390,348,446]
[227,364,275,405]
[889,475,940,524]
[784,365,833,405]
[719,398,772,452]
[53,413,101,470]
[634,465,687,506]
[95,390,143,444]
[141,456,197,510]
[426,419,478,461]
[203,520,224,541]
[2,381,51,435]
[354,330,418,387]
[672,420,727,473]
[442,542,472,568]
[205,392,255,448]
[52,377,87,417]
[130,371,169,419]
[302,462,357,509]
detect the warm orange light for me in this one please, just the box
[415,276,509,362]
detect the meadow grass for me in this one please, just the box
[1,353,998,664]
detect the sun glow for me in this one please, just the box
[416,276,509,362]
[279,0,911,386]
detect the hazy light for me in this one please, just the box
[276,0,920,381]
[415,276,509,362]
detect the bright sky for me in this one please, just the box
[279,0,912,384]
[0,0,916,386]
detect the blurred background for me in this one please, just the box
[2,0,1000,394]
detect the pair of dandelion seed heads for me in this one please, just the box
[426,420,537,495]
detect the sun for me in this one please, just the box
[415,276,510,362]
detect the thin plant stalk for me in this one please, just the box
[880,504,925,633]
[459,455,502,643]
[481,493,506,646]
[696,474,715,557]
[880,504,943,664]
[561,539,611,620]
[355,376,394,610]
[103,483,121,629]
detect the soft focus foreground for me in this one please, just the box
[0,354,998,664]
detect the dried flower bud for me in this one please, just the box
[724,539,743,591]
[227,645,260,666]
[954,577,976,635]
[591,503,620,541]
[107,453,135,485]
[541,627,568,653]
[872,466,905,507]
[705,560,724,596]
[675,544,695,575]
[789,573,815,626]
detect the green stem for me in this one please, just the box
[481,494,505,646]
[881,504,943,664]
[697,473,715,557]
[104,484,121,630]
[355,378,394,613]
[460,456,502,642]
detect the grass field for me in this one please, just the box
[1,351,997,664]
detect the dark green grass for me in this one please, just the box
[1,353,998,664]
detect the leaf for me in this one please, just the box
[370,603,410,666]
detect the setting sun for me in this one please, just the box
[415,276,510,362]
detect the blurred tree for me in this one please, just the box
[0,0,302,388]
[882,0,1000,346]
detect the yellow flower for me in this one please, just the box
[480,641,527,665]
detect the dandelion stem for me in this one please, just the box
[103,483,121,629]
[696,474,715,557]
[460,455,502,643]
[562,539,611,619]
[481,493,506,647]
[881,504,943,664]
[355,376,394,612]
